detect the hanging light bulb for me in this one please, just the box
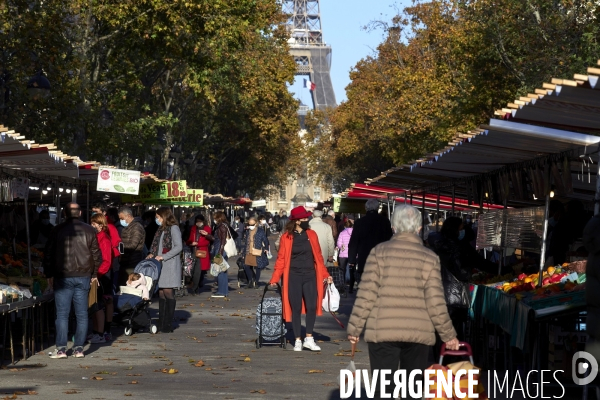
[47,186,51,191]
[66,189,71,194]
[59,188,64,193]
[550,190,555,198]
[72,189,78,194]
[42,190,48,195]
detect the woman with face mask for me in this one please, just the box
[146,207,183,333]
[241,216,269,289]
[186,215,213,295]
[269,206,333,352]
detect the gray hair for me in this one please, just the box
[391,205,422,234]
[327,210,335,217]
[313,210,323,218]
[118,206,133,217]
[365,199,380,212]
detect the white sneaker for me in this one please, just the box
[89,333,106,344]
[303,337,321,351]
[293,339,302,352]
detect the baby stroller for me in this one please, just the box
[114,259,162,336]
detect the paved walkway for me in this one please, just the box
[1,239,361,399]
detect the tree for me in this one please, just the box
[0,0,301,196]
[317,0,600,189]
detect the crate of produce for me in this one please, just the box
[526,290,585,310]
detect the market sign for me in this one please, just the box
[144,188,204,206]
[252,200,266,207]
[97,167,141,195]
[333,197,341,213]
[122,180,186,202]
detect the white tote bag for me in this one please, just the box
[223,225,238,257]
[322,283,340,312]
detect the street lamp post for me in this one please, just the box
[169,146,182,180]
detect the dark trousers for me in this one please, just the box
[243,265,261,284]
[288,272,317,338]
[191,259,207,293]
[368,341,430,400]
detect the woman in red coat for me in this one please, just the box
[269,206,332,352]
[90,213,114,343]
[186,214,213,295]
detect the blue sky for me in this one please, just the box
[288,0,411,106]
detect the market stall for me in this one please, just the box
[351,60,600,379]
[0,124,104,364]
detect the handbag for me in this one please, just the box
[223,225,238,257]
[248,230,262,256]
[195,249,207,258]
[322,282,345,329]
[441,267,471,309]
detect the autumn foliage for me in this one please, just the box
[306,0,600,190]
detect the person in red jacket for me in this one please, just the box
[269,206,333,352]
[90,213,114,343]
[92,202,123,297]
[186,215,213,295]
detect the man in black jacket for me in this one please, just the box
[277,211,289,232]
[347,199,393,292]
[45,203,102,359]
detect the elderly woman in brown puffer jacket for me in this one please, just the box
[347,205,459,399]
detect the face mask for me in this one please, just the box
[41,219,50,225]
[249,225,256,231]
[91,212,98,216]
[299,221,310,230]
[458,229,465,241]
[155,218,162,226]
[120,219,129,227]
[548,217,557,227]
[260,220,266,224]
[196,223,203,228]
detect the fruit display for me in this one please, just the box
[483,262,586,308]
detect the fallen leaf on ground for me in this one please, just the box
[167,369,178,374]
[92,376,104,380]
[250,389,267,394]
[129,381,138,384]
[205,367,213,371]
[124,394,132,397]
[96,371,111,374]
[194,361,205,367]
[166,362,173,366]
[243,357,251,362]
[206,334,217,337]
[126,374,142,376]
[308,370,324,373]
[64,390,79,394]
[239,354,249,357]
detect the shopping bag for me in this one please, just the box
[224,227,238,257]
[210,255,230,277]
[88,281,100,316]
[425,364,452,400]
[341,342,357,385]
[182,246,194,278]
[333,248,339,262]
[447,361,488,400]
[322,282,340,312]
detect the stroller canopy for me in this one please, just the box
[134,259,162,294]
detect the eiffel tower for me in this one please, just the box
[283,0,337,112]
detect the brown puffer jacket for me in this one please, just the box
[347,232,456,345]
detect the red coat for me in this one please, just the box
[269,229,330,322]
[106,217,122,258]
[186,225,213,271]
[97,230,113,278]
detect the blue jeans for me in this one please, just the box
[216,252,229,296]
[54,276,91,350]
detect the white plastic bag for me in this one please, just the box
[333,248,339,262]
[322,283,340,312]
[223,227,238,257]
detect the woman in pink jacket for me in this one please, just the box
[336,220,354,293]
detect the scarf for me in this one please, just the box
[150,225,173,256]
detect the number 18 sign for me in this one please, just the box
[96,167,141,195]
